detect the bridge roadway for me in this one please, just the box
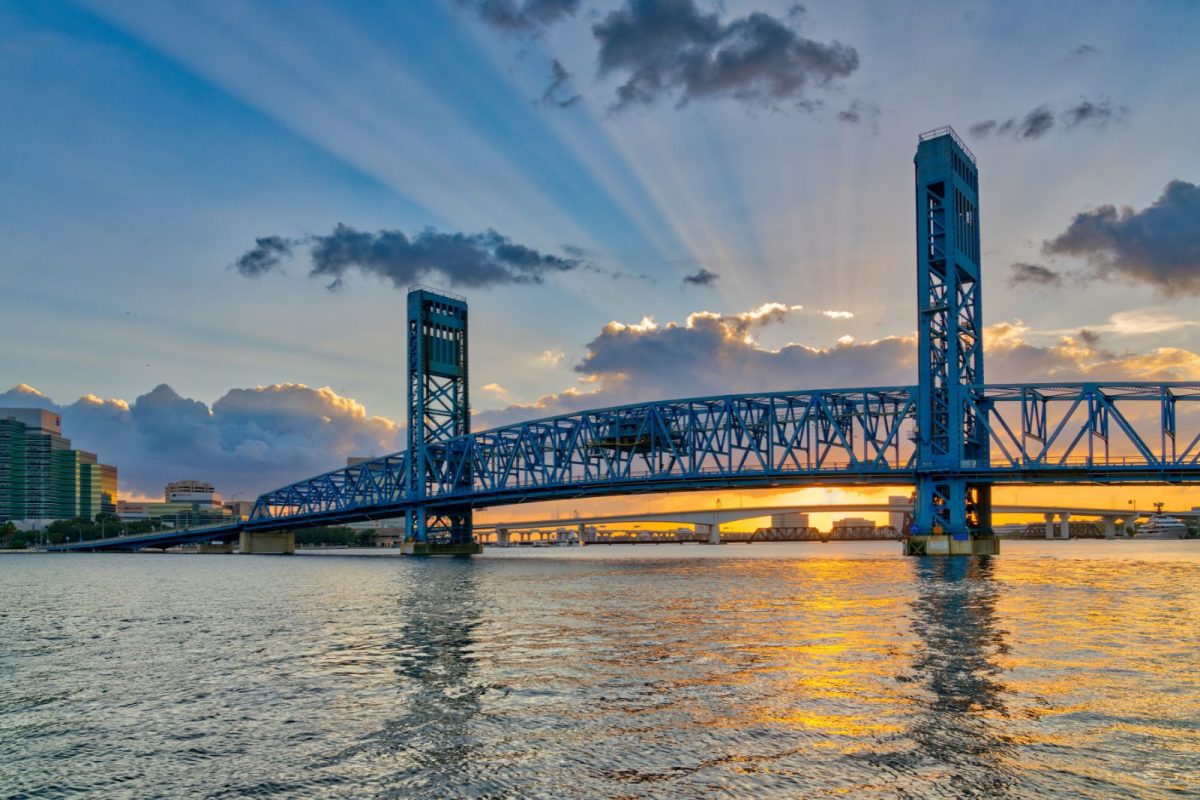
[471,503,1176,533]
[45,502,1188,552]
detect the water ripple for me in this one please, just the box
[1,543,1198,798]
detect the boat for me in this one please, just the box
[1136,514,1189,539]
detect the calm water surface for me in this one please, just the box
[2,541,1198,799]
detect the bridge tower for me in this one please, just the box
[404,287,479,554]
[910,127,996,555]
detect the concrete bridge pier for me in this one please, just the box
[497,527,511,547]
[239,530,294,554]
[1102,516,1118,539]
[697,522,722,544]
[577,523,587,546]
[1043,512,1074,540]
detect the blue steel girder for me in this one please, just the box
[971,382,1200,477]
[245,381,1200,532]
[248,387,918,526]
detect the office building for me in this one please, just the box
[0,408,118,524]
[117,479,231,528]
[770,511,810,528]
[889,496,909,531]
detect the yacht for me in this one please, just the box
[1136,514,1189,539]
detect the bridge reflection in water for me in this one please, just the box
[879,557,1014,796]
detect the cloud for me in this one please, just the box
[820,309,854,319]
[475,302,913,426]
[970,105,1054,140]
[837,100,880,129]
[540,59,582,108]
[234,223,586,290]
[1063,98,1119,128]
[682,267,720,287]
[482,382,509,396]
[538,348,566,365]
[0,383,402,499]
[234,236,294,277]
[459,0,582,32]
[969,98,1123,141]
[1008,261,1064,289]
[1061,44,1098,63]
[1042,180,1200,293]
[592,0,859,110]
[984,322,1200,383]
[475,303,1200,429]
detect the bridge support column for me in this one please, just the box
[239,530,294,554]
[1059,511,1071,540]
[497,527,510,547]
[907,129,995,557]
[1045,513,1056,540]
[1102,516,1117,539]
[697,523,722,544]
[403,289,479,557]
[577,523,586,547]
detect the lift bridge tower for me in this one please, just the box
[403,287,481,555]
[908,127,996,555]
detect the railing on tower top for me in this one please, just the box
[918,125,976,164]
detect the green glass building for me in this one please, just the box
[0,408,118,523]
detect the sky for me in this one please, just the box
[2,0,1199,511]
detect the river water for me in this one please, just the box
[2,541,1198,799]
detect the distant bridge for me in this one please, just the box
[46,501,1189,552]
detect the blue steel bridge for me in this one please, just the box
[50,127,1200,555]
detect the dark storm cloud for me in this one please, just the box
[592,0,859,110]
[1008,262,1064,289]
[233,236,294,277]
[540,59,582,108]
[460,0,582,32]
[969,98,1123,142]
[234,224,585,290]
[1042,180,1200,293]
[682,268,719,287]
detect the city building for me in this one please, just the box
[164,479,217,503]
[116,479,231,528]
[770,511,810,528]
[0,408,118,525]
[224,500,256,521]
[889,496,909,531]
[832,516,876,531]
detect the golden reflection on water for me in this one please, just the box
[3,547,1198,798]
